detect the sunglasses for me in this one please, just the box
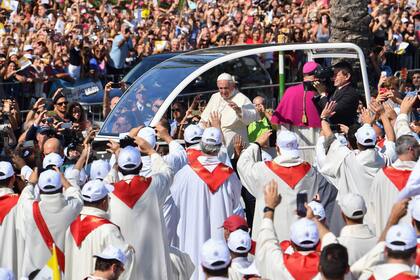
[56,101,68,106]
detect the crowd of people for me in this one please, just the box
[0,0,419,279]
[0,63,418,280]
[0,0,418,110]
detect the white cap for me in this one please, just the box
[137,127,156,148]
[201,127,222,145]
[401,17,409,24]
[42,153,64,169]
[355,124,376,147]
[23,44,33,51]
[0,161,14,180]
[8,50,18,57]
[339,193,367,219]
[227,229,251,254]
[276,130,300,158]
[90,160,111,180]
[411,197,420,222]
[217,72,234,82]
[0,268,14,280]
[94,245,126,265]
[237,261,260,277]
[81,179,114,202]
[290,218,319,248]
[38,170,61,192]
[386,223,417,251]
[64,165,87,186]
[201,239,231,270]
[117,146,142,171]
[308,201,326,221]
[184,124,203,144]
[41,0,49,4]
[336,133,348,146]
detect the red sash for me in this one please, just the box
[383,167,412,191]
[70,215,113,247]
[416,243,420,267]
[0,194,19,224]
[32,202,65,272]
[113,176,152,208]
[369,272,419,280]
[376,138,385,149]
[189,159,234,193]
[279,240,320,280]
[265,161,311,189]
[186,148,202,164]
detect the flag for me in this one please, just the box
[34,244,61,280]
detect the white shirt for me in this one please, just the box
[338,224,377,265]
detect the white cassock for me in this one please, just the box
[169,246,195,280]
[337,224,377,265]
[17,183,83,277]
[351,241,417,279]
[200,90,257,156]
[171,153,242,280]
[228,257,253,280]
[255,218,338,280]
[237,143,337,242]
[140,141,187,248]
[108,153,174,280]
[367,159,417,236]
[0,188,19,275]
[320,139,386,234]
[64,206,134,280]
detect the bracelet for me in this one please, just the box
[320,117,329,122]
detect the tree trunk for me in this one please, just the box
[329,0,372,56]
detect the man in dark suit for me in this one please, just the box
[313,62,360,127]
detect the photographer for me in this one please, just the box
[313,61,360,127]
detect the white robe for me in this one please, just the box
[337,224,377,265]
[367,159,417,236]
[255,218,337,279]
[237,143,336,242]
[228,257,253,280]
[169,246,196,280]
[0,188,19,275]
[359,263,415,280]
[171,155,242,280]
[108,153,174,280]
[64,206,134,280]
[18,184,83,277]
[200,91,257,157]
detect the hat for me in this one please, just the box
[8,50,18,57]
[90,160,111,180]
[38,170,62,192]
[217,73,234,82]
[303,61,319,74]
[411,197,420,222]
[201,127,222,145]
[276,130,300,158]
[81,179,114,202]
[0,161,14,180]
[201,239,231,270]
[385,223,417,251]
[184,124,203,144]
[64,165,87,186]
[308,201,326,221]
[42,153,64,169]
[401,17,409,24]
[137,127,156,148]
[52,92,65,104]
[339,193,367,219]
[227,229,251,254]
[222,215,248,232]
[94,245,127,265]
[23,44,33,51]
[23,53,33,60]
[0,268,14,280]
[117,146,142,171]
[290,218,319,249]
[355,124,376,147]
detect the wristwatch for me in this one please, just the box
[263,206,275,213]
[320,117,329,122]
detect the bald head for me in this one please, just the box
[253,96,265,114]
[43,138,62,156]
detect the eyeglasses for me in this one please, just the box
[56,101,68,106]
